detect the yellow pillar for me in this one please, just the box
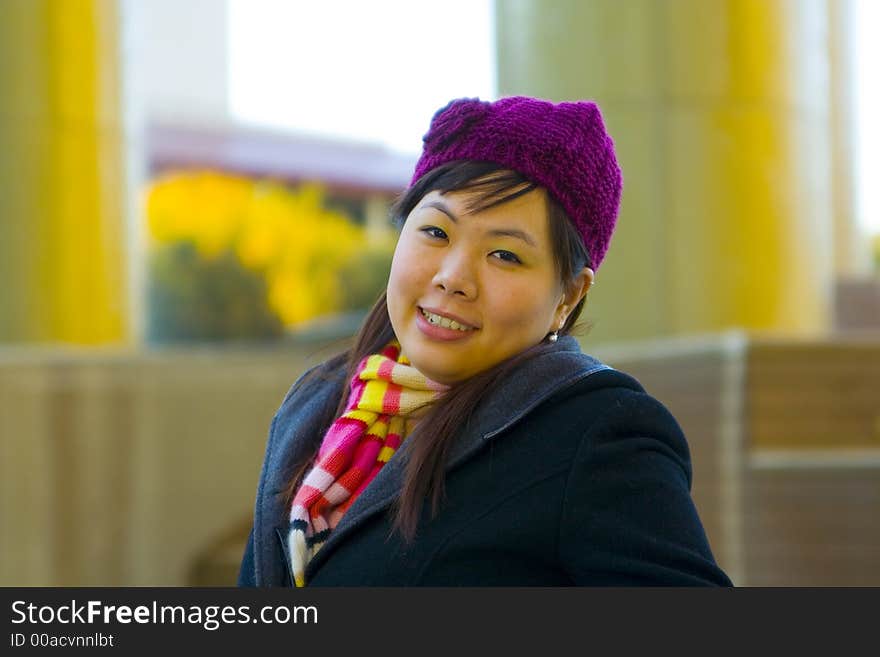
[496,0,833,341]
[0,0,128,343]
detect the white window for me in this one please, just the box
[854,0,880,234]
[228,0,497,155]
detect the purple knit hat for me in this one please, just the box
[411,96,623,270]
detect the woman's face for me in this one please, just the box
[387,186,589,385]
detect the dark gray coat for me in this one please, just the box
[238,336,732,586]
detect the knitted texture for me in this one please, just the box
[412,96,623,270]
[287,342,448,587]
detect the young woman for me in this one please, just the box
[238,96,733,587]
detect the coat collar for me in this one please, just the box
[258,336,612,585]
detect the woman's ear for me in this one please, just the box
[555,267,595,329]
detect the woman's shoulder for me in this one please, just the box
[529,340,680,426]
[261,352,349,471]
[475,340,682,447]
[552,360,686,433]
[550,363,665,414]
[540,362,693,484]
[508,346,690,463]
[528,363,680,431]
[495,339,653,420]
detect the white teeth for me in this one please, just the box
[420,308,473,331]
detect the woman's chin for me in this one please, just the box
[401,345,470,387]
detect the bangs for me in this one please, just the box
[391,161,537,226]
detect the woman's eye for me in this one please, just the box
[491,250,522,264]
[420,226,448,240]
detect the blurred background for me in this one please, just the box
[1,0,878,586]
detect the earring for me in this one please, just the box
[548,330,559,343]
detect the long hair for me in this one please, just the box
[281,160,592,541]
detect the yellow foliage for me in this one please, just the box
[146,171,252,259]
[144,170,380,327]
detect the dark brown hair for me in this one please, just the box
[282,161,592,541]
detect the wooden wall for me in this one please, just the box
[0,343,337,585]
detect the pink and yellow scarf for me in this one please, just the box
[288,341,447,587]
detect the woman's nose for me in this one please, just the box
[431,252,478,299]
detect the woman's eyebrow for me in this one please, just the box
[422,199,537,247]
[486,228,537,248]
[423,200,458,222]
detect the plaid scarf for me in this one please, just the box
[288,341,448,587]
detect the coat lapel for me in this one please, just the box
[300,336,611,581]
[256,358,348,585]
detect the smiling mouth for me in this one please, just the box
[418,307,477,332]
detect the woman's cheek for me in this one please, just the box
[389,237,413,283]
[491,281,528,317]
[388,244,424,307]
[396,243,429,288]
